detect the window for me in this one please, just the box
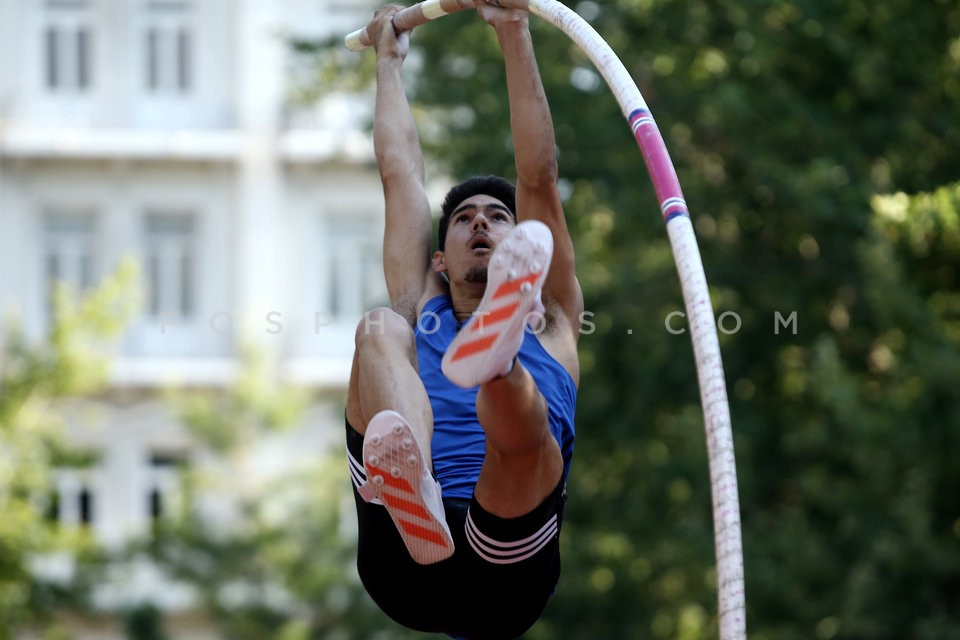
[47,470,96,528]
[324,218,386,321]
[146,26,191,92]
[43,1,93,92]
[44,212,97,314]
[78,486,94,524]
[144,213,196,320]
[147,451,185,532]
[144,1,194,94]
[45,27,92,90]
[45,491,61,523]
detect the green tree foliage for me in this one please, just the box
[146,353,429,639]
[147,454,429,640]
[298,0,960,637]
[0,260,140,639]
[144,457,385,640]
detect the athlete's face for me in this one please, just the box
[437,194,516,284]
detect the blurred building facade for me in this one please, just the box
[0,0,384,636]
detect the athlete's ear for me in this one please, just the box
[431,250,447,273]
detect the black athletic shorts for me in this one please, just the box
[345,420,566,640]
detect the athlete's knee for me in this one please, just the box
[356,307,412,343]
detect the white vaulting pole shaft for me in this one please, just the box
[346,2,747,638]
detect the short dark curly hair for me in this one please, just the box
[438,175,517,251]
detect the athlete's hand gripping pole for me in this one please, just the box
[345,0,529,51]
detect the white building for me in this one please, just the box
[0,0,389,635]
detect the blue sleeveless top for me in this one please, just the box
[415,295,577,500]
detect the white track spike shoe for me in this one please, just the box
[359,410,454,565]
[442,220,553,388]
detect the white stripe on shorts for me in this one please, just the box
[465,510,558,565]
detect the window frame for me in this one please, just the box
[143,210,198,321]
[142,1,195,96]
[41,1,94,93]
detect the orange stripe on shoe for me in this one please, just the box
[382,493,432,520]
[470,301,520,332]
[398,519,449,547]
[450,333,498,362]
[492,272,541,299]
[366,465,414,493]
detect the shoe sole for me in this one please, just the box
[363,411,455,565]
[442,220,553,388]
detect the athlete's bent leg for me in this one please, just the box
[473,362,564,519]
[346,306,433,461]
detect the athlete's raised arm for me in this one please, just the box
[369,6,438,323]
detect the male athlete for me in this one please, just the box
[344,2,582,637]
